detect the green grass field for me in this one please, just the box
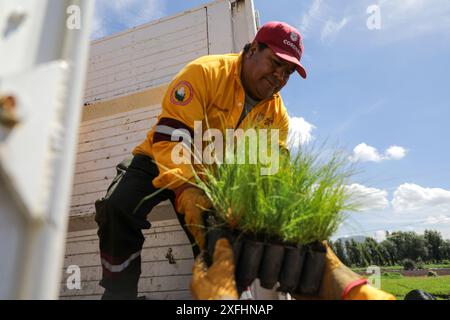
[352,263,450,273]
[380,275,450,300]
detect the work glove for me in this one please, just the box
[294,242,395,300]
[191,238,239,300]
[175,185,212,250]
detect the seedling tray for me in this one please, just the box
[205,215,326,295]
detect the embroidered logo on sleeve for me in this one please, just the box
[170,81,194,106]
[263,117,274,127]
[255,113,274,127]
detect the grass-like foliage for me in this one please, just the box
[195,140,360,245]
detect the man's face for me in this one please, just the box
[241,41,297,100]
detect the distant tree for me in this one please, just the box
[345,240,365,267]
[409,233,429,261]
[379,239,398,266]
[340,230,449,267]
[334,239,348,265]
[357,242,370,267]
[388,231,428,262]
[377,244,390,266]
[344,240,356,266]
[442,240,450,260]
[362,237,385,266]
[424,230,445,262]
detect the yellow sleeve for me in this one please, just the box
[271,97,289,151]
[151,61,208,190]
[278,109,289,151]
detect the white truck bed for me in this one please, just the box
[61,0,258,300]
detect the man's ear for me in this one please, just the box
[247,41,258,58]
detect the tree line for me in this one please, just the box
[329,230,450,268]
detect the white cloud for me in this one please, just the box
[374,230,387,242]
[299,0,323,36]
[425,214,450,225]
[346,183,389,211]
[385,146,406,160]
[392,183,450,213]
[349,143,382,162]
[298,1,450,47]
[349,143,407,163]
[321,17,349,42]
[298,0,349,42]
[92,0,166,39]
[373,0,450,42]
[288,116,316,146]
[335,182,450,241]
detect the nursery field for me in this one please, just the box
[380,274,450,300]
[352,263,450,272]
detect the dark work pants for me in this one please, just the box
[94,154,200,300]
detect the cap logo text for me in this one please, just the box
[283,39,301,56]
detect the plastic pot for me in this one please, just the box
[296,242,327,295]
[230,232,244,265]
[235,239,264,289]
[205,225,244,266]
[258,243,285,289]
[278,245,306,293]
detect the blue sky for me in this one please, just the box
[91,0,450,240]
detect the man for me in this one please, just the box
[95,21,307,300]
[191,239,396,300]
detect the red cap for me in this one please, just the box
[254,21,307,79]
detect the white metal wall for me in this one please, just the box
[70,105,160,217]
[61,219,194,300]
[84,9,208,104]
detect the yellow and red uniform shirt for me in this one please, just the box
[133,53,290,190]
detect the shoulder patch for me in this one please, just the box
[170,81,194,106]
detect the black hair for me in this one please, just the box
[243,41,268,53]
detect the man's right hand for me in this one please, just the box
[175,185,212,250]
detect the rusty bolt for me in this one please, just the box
[165,248,176,264]
[0,95,19,128]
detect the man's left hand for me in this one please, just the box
[191,238,239,300]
